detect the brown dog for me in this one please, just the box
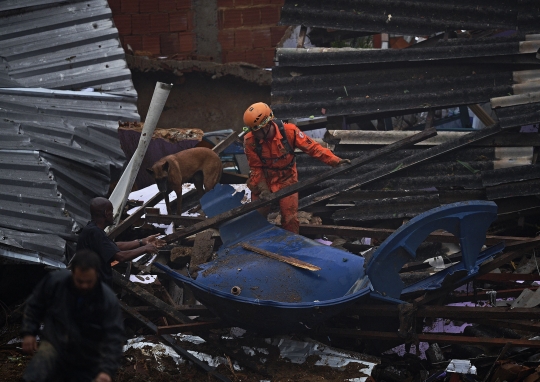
[147,147,222,215]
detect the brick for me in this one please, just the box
[132,14,150,34]
[186,10,194,30]
[217,0,234,6]
[270,0,284,4]
[108,0,121,14]
[260,5,280,25]
[252,27,271,48]
[218,30,235,50]
[235,0,251,5]
[150,13,170,33]
[159,0,176,11]
[270,26,288,46]
[160,33,180,54]
[177,0,192,9]
[113,14,132,35]
[170,11,188,32]
[234,29,252,48]
[262,47,276,67]
[123,35,143,51]
[226,50,246,63]
[120,0,139,13]
[142,35,161,54]
[222,9,243,29]
[179,32,195,53]
[138,0,154,12]
[252,0,268,3]
[242,8,260,26]
[245,48,264,67]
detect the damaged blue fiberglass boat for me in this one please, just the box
[155,184,504,333]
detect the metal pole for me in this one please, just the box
[108,82,173,228]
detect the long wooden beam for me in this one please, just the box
[162,128,437,243]
[298,123,502,209]
[298,224,531,246]
[347,305,540,319]
[317,328,540,348]
[108,192,164,239]
[157,320,223,335]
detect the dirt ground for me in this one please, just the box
[1,325,373,382]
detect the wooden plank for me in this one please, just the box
[132,305,213,317]
[146,214,204,226]
[348,305,540,319]
[447,287,538,303]
[476,273,540,282]
[119,301,231,382]
[212,130,245,155]
[157,320,223,335]
[298,224,531,246]
[108,192,164,239]
[112,270,192,324]
[162,128,438,243]
[469,104,496,126]
[242,243,321,271]
[318,328,540,348]
[299,123,502,209]
[477,319,540,333]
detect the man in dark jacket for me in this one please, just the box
[77,197,165,286]
[21,250,125,382]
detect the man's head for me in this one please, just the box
[70,249,101,294]
[90,197,114,227]
[243,102,275,140]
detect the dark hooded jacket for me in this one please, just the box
[21,270,125,377]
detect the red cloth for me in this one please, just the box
[244,121,340,233]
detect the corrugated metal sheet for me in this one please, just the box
[272,36,540,128]
[279,0,540,35]
[0,226,66,267]
[0,0,134,94]
[0,0,138,265]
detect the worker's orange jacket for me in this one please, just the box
[244,121,340,192]
[244,121,340,232]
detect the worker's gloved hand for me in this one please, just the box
[22,335,37,354]
[143,234,166,248]
[335,158,351,166]
[93,372,112,382]
[257,181,272,201]
[259,190,272,201]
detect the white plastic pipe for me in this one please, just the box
[108,82,173,228]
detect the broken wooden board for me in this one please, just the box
[242,243,321,271]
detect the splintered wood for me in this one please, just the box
[241,243,321,271]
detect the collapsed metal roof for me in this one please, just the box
[279,0,540,36]
[272,35,540,126]
[0,0,138,264]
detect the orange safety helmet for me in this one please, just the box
[243,102,274,131]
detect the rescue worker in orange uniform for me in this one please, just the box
[243,102,350,234]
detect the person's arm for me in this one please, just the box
[289,124,347,167]
[115,234,166,251]
[96,290,126,380]
[244,135,269,197]
[20,273,54,353]
[113,244,158,263]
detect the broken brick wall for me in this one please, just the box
[108,0,288,67]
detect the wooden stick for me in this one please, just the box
[242,243,321,271]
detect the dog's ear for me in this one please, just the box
[146,168,154,175]
[162,161,169,171]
